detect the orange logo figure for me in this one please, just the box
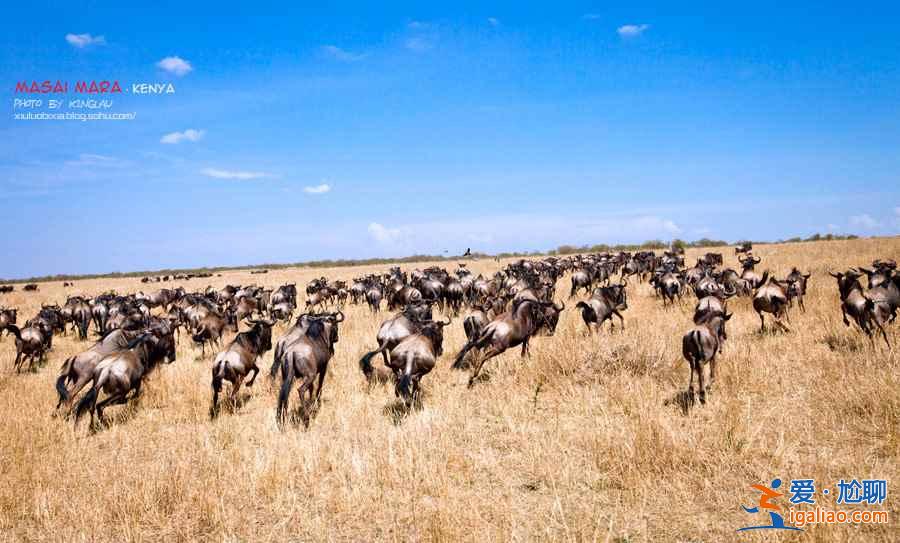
[750,482,783,511]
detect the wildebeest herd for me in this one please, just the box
[1,247,898,431]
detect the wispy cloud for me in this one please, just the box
[849,213,879,229]
[407,21,428,30]
[160,129,205,144]
[617,24,650,37]
[157,56,193,76]
[65,33,105,48]
[582,14,602,21]
[405,37,433,53]
[200,168,269,180]
[303,183,331,194]
[368,222,403,244]
[487,17,500,27]
[321,45,368,62]
[64,153,124,167]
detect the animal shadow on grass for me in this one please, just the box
[85,396,143,434]
[382,397,424,425]
[663,390,695,416]
[209,393,255,420]
[282,401,324,430]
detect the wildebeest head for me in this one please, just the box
[696,310,732,343]
[829,270,864,300]
[420,317,451,356]
[245,318,275,353]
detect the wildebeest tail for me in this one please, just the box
[276,356,295,427]
[359,343,388,380]
[73,386,97,423]
[55,357,75,404]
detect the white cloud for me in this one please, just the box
[849,214,879,229]
[617,24,650,37]
[303,183,331,194]
[404,37,432,52]
[368,222,403,244]
[321,45,367,62]
[487,17,500,27]
[200,168,269,180]
[160,129,205,144]
[156,56,193,76]
[66,33,105,48]
[64,153,124,167]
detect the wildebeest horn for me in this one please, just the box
[753,256,761,263]
[333,310,345,322]
[620,278,628,287]
[554,301,565,311]
[440,317,452,326]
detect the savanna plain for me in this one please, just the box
[0,237,898,542]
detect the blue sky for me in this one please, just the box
[2,2,899,278]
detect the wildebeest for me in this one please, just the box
[55,326,140,414]
[452,298,560,386]
[739,255,765,289]
[785,267,811,312]
[275,312,344,426]
[4,323,48,372]
[752,272,791,332]
[191,309,236,357]
[829,270,889,347]
[0,308,17,340]
[23,284,39,292]
[388,318,451,407]
[73,324,177,429]
[210,318,276,417]
[682,311,731,405]
[358,303,433,384]
[735,241,753,255]
[575,283,628,333]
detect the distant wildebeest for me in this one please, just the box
[192,309,237,358]
[575,282,628,333]
[23,284,39,292]
[210,318,276,417]
[276,312,344,426]
[682,311,731,405]
[73,324,177,429]
[735,241,753,255]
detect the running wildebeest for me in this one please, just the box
[275,312,344,426]
[452,298,560,386]
[387,318,451,407]
[73,323,177,429]
[56,325,141,414]
[4,323,48,372]
[682,311,731,406]
[575,282,628,333]
[752,272,791,332]
[210,318,276,417]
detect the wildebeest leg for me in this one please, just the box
[230,375,244,407]
[468,347,502,387]
[697,361,706,405]
[874,319,890,349]
[65,374,93,413]
[614,310,625,330]
[758,311,765,332]
[246,364,260,387]
[687,360,696,406]
[96,392,128,425]
[315,366,327,406]
[14,351,22,372]
[297,375,315,425]
[841,307,850,327]
[520,338,530,357]
[708,355,717,393]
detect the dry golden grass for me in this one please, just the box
[0,237,898,542]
